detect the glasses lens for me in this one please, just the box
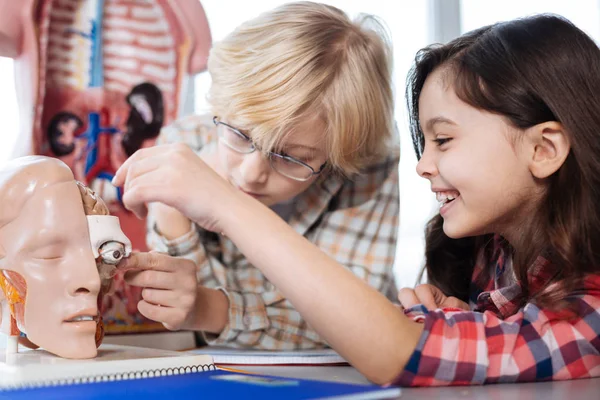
[218,125,253,153]
[270,155,314,181]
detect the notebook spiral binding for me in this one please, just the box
[1,363,216,391]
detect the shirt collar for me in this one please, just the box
[473,235,554,318]
[287,172,344,237]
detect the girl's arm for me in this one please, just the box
[220,192,423,384]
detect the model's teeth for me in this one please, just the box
[67,316,95,322]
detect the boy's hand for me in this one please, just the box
[398,284,469,311]
[112,143,238,233]
[119,252,198,331]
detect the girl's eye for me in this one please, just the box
[433,137,452,146]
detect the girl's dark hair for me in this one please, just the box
[408,15,600,307]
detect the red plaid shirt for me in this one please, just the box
[395,235,600,386]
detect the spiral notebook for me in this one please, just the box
[191,346,349,365]
[0,344,215,390]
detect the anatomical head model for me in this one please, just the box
[0,156,131,359]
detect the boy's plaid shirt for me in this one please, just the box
[147,114,400,349]
[397,235,600,386]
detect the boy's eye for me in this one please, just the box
[279,150,314,163]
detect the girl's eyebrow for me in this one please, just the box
[424,116,457,133]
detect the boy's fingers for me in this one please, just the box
[117,252,175,272]
[113,146,165,186]
[124,270,176,289]
[140,288,180,308]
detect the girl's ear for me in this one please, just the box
[526,121,571,179]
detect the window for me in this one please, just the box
[0,57,19,165]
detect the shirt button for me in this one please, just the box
[243,315,251,326]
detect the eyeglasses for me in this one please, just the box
[213,116,326,182]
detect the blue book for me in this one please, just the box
[0,369,401,400]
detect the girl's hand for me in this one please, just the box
[112,143,238,233]
[119,252,199,331]
[398,284,469,311]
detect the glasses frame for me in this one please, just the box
[213,116,326,182]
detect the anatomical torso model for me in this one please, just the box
[0,0,211,334]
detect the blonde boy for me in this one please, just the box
[137,1,400,349]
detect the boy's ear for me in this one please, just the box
[526,121,571,179]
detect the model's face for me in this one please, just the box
[216,117,328,207]
[1,181,101,359]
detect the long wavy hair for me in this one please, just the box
[407,15,600,308]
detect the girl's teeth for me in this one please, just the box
[436,192,459,206]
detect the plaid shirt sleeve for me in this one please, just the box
[394,277,600,386]
[310,155,400,301]
[207,154,400,349]
[145,114,215,267]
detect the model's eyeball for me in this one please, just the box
[99,241,126,265]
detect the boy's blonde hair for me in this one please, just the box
[207,1,394,175]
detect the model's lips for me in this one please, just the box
[65,316,96,322]
[64,309,98,323]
